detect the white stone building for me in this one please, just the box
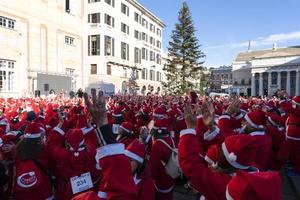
[232,45,300,97]
[86,0,165,95]
[0,0,85,97]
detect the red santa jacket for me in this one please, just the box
[178,129,231,200]
[134,165,155,200]
[149,136,175,193]
[95,143,137,200]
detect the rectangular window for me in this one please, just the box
[90,64,97,74]
[66,68,75,76]
[65,0,70,13]
[156,41,161,49]
[150,51,155,61]
[0,59,15,92]
[142,68,147,80]
[142,48,148,60]
[149,70,155,81]
[150,37,155,45]
[156,71,161,82]
[121,42,129,60]
[134,30,141,40]
[107,65,112,75]
[134,12,140,23]
[105,0,115,7]
[88,35,100,56]
[104,14,115,27]
[121,23,129,34]
[121,3,129,16]
[88,13,100,23]
[65,36,75,46]
[141,32,148,42]
[150,23,155,33]
[156,54,161,64]
[0,16,15,29]
[156,28,161,36]
[134,48,141,64]
[104,36,115,56]
[123,68,127,77]
[142,18,148,28]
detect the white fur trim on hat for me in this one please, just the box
[249,131,265,136]
[125,150,144,163]
[235,112,244,120]
[112,113,122,117]
[203,127,220,141]
[53,127,65,136]
[292,100,300,107]
[24,133,41,139]
[219,115,231,120]
[152,126,167,130]
[180,128,196,137]
[225,185,234,200]
[221,142,250,170]
[95,143,125,161]
[244,114,264,129]
[153,113,166,118]
[267,116,279,127]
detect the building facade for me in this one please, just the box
[86,0,165,95]
[232,45,300,97]
[208,66,232,94]
[0,0,85,97]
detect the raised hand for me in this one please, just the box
[84,89,108,128]
[184,102,197,129]
[201,100,215,128]
[226,97,240,115]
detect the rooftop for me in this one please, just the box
[234,46,300,62]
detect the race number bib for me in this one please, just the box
[70,172,93,194]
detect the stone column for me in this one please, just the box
[296,71,299,96]
[268,72,272,96]
[259,73,263,96]
[251,73,256,96]
[277,71,281,90]
[286,71,291,95]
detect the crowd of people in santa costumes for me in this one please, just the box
[0,88,298,199]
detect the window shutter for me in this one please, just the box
[112,38,115,56]
[88,36,90,56]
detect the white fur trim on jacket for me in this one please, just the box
[53,126,65,136]
[95,143,125,161]
[125,150,144,164]
[180,128,196,137]
[221,143,250,170]
[203,127,220,141]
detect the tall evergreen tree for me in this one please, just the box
[128,68,138,95]
[163,1,205,95]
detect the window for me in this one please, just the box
[142,48,148,60]
[123,68,127,77]
[134,12,141,23]
[134,30,141,40]
[150,51,155,61]
[104,14,114,27]
[142,68,147,80]
[142,32,148,42]
[90,64,97,74]
[121,23,129,34]
[121,3,129,16]
[149,70,155,81]
[66,68,75,76]
[156,41,161,49]
[150,23,155,33]
[107,65,112,75]
[156,54,161,64]
[142,18,148,28]
[0,59,15,92]
[121,42,129,60]
[65,36,75,45]
[156,28,162,37]
[156,71,161,82]
[104,36,115,56]
[134,48,141,64]
[150,37,155,45]
[105,0,115,7]
[88,0,100,3]
[136,71,139,79]
[65,0,70,13]
[88,35,100,56]
[88,13,100,23]
[0,16,15,29]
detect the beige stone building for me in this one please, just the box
[0,0,85,97]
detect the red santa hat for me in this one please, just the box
[153,107,167,119]
[226,171,281,200]
[152,119,167,131]
[0,117,9,133]
[221,135,257,170]
[65,129,85,157]
[189,91,198,104]
[112,107,123,118]
[292,96,300,106]
[72,191,100,200]
[0,131,18,147]
[240,103,249,114]
[265,100,276,111]
[244,110,266,129]
[119,122,135,134]
[125,139,146,164]
[24,122,45,139]
[205,145,219,168]
[76,115,88,129]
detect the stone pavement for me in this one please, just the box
[173,169,300,200]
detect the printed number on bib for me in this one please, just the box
[70,172,93,194]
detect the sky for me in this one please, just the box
[138,0,300,68]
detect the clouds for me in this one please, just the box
[204,30,300,50]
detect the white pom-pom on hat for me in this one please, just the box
[228,152,237,162]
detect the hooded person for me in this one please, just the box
[125,139,155,200]
[13,122,53,200]
[148,119,175,200]
[47,128,101,200]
